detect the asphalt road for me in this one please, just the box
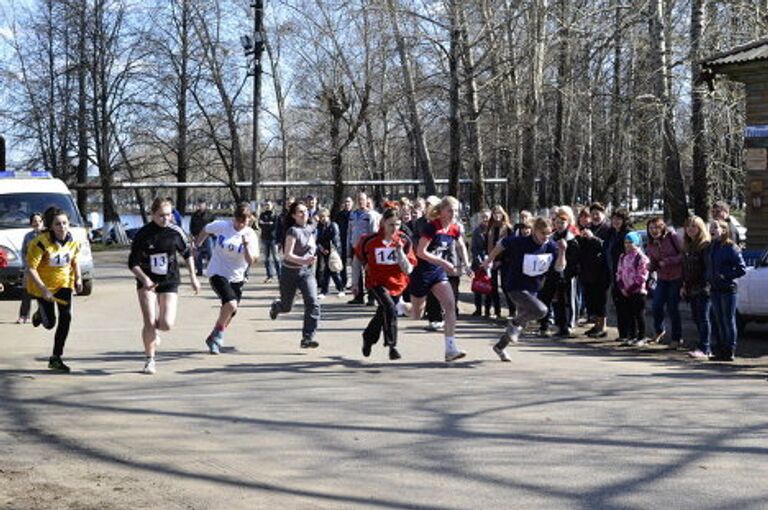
[1,249,767,509]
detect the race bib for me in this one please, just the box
[50,250,72,267]
[374,247,398,265]
[150,253,169,275]
[522,253,553,277]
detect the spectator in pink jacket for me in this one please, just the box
[646,217,684,348]
[616,232,650,346]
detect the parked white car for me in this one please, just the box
[0,171,94,296]
[736,249,768,333]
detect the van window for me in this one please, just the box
[0,193,84,228]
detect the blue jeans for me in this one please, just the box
[652,279,682,342]
[689,294,711,354]
[195,237,213,275]
[710,290,738,355]
[261,239,281,279]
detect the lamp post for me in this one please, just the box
[241,1,264,206]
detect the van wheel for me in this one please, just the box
[79,279,93,296]
[736,311,747,336]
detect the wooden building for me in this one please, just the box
[702,37,768,249]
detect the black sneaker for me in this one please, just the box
[32,311,41,328]
[269,300,280,320]
[347,297,364,305]
[388,347,401,360]
[557,329,576,339]
[48,356,70,373]
[471,310,482,317]
[362,335,372,357]
[300,338,319,349]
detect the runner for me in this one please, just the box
[129,197,200,374]
[482,217,567,362]
[269,201,321,349]
[196,203,258,354]
[26,207,82,372]
[408,196,473,362]
[355,208,417,360]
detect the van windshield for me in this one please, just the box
[0,193,84,228]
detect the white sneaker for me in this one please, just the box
[508,324,522,344]
[338,291,346,297]
[445,349,467,362]
[396,299,407,317]
[426,321,444,332]
[318,293,326,300]
[142,358,156,375]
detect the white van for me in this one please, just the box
[0,171,94,296]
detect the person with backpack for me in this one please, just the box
[646,217,684,349]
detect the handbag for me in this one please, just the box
[328,247,343,273]
[471,268,493,295]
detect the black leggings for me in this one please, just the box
[364,287,400,348]
[37,288,73,357]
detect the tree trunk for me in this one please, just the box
[386,0,436,196]
[649,0,688,225]
[690,0,709,219]
[458,3,486,210]
[176,0,190,213]
[448,0,461,199]
[520,0,547,211]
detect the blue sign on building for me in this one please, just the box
[745,125,768,138]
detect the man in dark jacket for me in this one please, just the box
[190,198,215,276]
[259,200,280,282]
[334,196,353,288]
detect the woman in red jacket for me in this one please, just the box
[356,208,417,360]
[646,217,684,348]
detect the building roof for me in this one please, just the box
[701,36,768,68]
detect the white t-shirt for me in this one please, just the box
[204,220,257,282]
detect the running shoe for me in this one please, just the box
[445,349,467,362]
[538,328,552,338]
[650,330,666,344]
[362,334,373,357]
[621,338,634,346]
[508,324,523,344]
[32,311,41,328]
[586,329,607,339]
[338,291,346,297]
[205,336,220,355]
[557,329,576,339]
[48,356,70,373]
[318,293,326,300]
[492,344,511,362]
[300,338,319,349]
[142,358,156,375]
[395,299,408,317]
[688,349,710,359]
[388,347,402,360]
[347,297,364,305]
[269,300,280,320]
[633,338,647,347]
[424,321,444,332]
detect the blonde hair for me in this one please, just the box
[684,216,710,252]
[489,205,511,230]
[556,205,575,226]
[429,196,459,220]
